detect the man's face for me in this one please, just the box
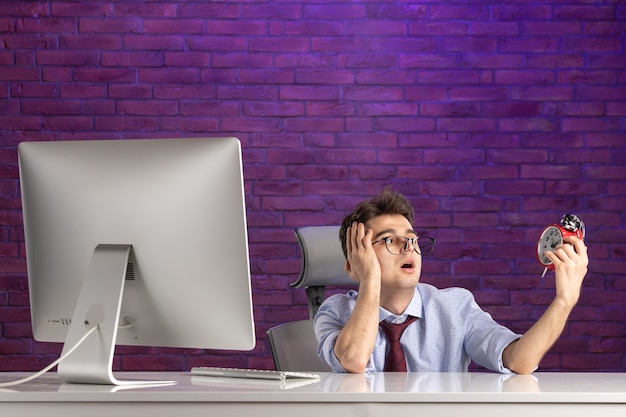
[365,213,422,291]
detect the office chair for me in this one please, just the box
[267,320,329,372]
[267,226,355,372]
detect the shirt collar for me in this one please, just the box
[379,286,424,323]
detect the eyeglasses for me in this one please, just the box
[372,235,435,256]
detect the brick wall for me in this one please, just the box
[0,1,624,373]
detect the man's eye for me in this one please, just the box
[384,237,395,244]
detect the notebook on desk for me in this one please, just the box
[191,367,320,382]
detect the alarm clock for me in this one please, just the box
[537,214,585,275]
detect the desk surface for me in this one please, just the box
[1,372,625,417]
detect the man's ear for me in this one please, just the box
[344,260,359,283]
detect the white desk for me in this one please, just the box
[1,372,625,417]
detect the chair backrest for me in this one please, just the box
[267,226,354,372]
[267,320,331,372]
[291,226,354,318]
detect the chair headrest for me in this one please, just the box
[291,226,353,288]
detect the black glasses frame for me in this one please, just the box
[372,235,436,256]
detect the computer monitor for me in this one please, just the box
[18,137,255,386]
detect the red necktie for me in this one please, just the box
[379,316,417,372]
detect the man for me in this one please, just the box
[314,188,588,374]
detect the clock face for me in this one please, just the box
[537,225,563,266]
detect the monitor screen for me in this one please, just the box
[18,137,255,385]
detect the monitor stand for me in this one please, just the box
[57,244,175,386]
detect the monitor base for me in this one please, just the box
[57,244,174,386]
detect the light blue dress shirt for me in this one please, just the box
[314,283,521,373]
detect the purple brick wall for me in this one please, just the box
[0,1,624,373]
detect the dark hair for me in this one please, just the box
[339,188,415,258]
